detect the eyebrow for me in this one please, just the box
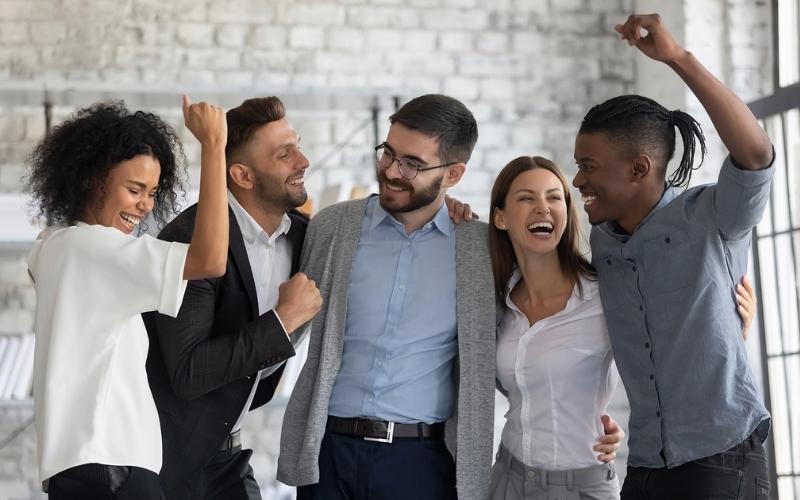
[384,142,427,164]
[125,180,150,190]
[513,187,563,195]
[273,135,301,153]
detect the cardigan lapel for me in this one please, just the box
[326,197,372,353]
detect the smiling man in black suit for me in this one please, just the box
[145,96,322,500]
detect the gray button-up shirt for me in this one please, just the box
[591,156,772,468]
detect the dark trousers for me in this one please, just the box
[48,463,162,500]
[297,430,457,500]
[166,447,261,500]
[621,424,770,500]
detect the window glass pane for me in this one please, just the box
[789,354,800,474]
[787,109,800,227]
[778,0,800,86]
[759,237,782,356]
[778,476,797,500]
[774,234,800,353]
[769,358,792,475]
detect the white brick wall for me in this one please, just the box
[0,0,773,498]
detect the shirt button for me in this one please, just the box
[649,374,654,380]
[606,258,612,266]
[527,470,534,479]
[632,265,637,272]
[645,342,650,349]
[656,411,661,418]
[665,236,671,243]
[639,305,643,311]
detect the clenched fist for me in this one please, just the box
[275,272,323,334]
[182,95,227,149]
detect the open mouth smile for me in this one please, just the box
[120,212,141,230]
[527,221,554,237]
[581,193,597,207]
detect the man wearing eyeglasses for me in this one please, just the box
[278,94,623,500]
[277,94,496,500]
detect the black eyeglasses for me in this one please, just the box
[374,143,457,180]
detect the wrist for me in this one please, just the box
[200,140,226,153]
[274,306,297,334]
[666,48,693,70]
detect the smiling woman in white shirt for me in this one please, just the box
[488,156,621,500]
[486,156,757,500]
[24,96,229,500]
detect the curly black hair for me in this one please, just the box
[25,101,187,229]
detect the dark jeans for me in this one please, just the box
[621,423,770,500]
[297,430,457,500]
[47,463,162,500]
[165,447,261,500]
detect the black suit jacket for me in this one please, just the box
[144,204,307,498]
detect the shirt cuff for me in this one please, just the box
[271,308,291,342]
[721,152,775,188]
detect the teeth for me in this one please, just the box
[120,213,141,226]
[288,178,304,186]
[527,221,553,231]
[582,194,597,205]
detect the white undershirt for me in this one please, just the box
[496,270,619,470]
[227,192,293,432]
[28,224,189,481]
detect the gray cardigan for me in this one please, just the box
[277,196,498,500]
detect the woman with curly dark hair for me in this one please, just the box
[26,96,229,499]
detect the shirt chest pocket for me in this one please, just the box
[641,229,697,294]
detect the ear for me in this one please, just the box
[228,163,253,190]
[631,153,652,181]
[442,162,466,188]
[493,208,508,231]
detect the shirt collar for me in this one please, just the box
[227,190,292,246]
[605,183,679,237]
[504,267,597,310]
[368,197,452,236]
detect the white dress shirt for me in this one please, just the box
[227,192,293,432]
[496,270,619,470]
[28,223,188,481]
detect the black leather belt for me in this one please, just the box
[327,416,445,443]
[218,429,242,451]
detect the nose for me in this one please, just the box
[296,150,310,170]
[572,169,586,188]
[139,195,154,214]
[534,199,550,214]
[383,157,404,180]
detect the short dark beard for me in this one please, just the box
[253,169,307,213]
[378,169,443,214]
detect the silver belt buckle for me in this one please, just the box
[364,421,394,443]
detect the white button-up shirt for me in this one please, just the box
[28,224,189,481]
[227,192,293,432]
[496,270,619,470]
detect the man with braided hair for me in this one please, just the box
[572,14,773,500]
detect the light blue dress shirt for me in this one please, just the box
[328,195,458,424]
[591,156,772,468]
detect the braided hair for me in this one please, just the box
[579,95,706,188]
